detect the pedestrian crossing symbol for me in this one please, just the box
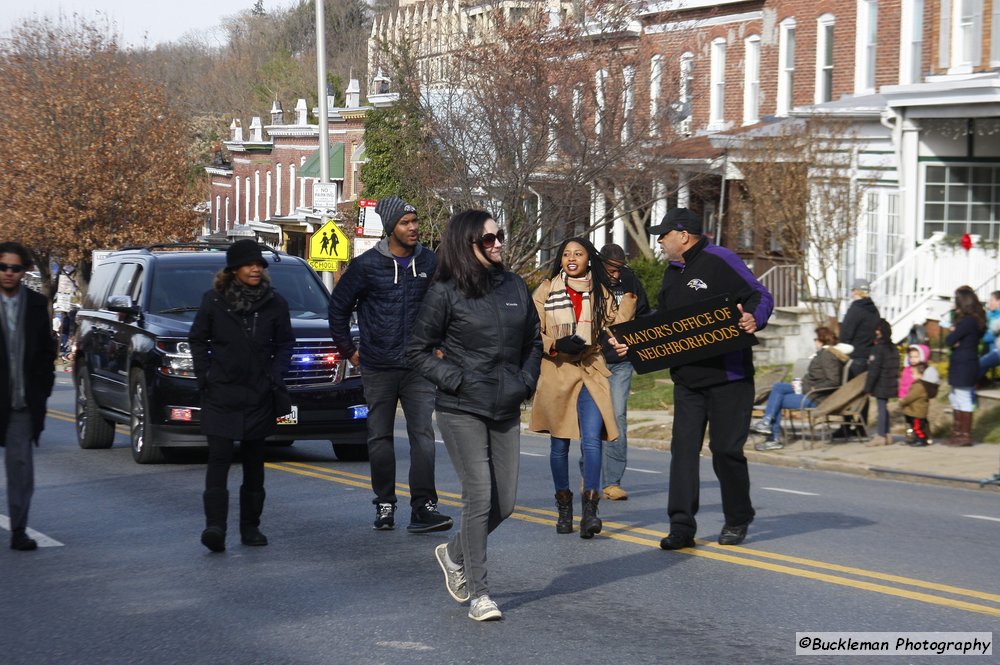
[309,219,350,271]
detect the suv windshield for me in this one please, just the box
[149,263,329,319]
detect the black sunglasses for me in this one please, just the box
[478,229,505,249]
[0,263,25,273]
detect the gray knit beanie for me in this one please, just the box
[374,195,416,234]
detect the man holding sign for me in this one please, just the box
[649,208,773,550]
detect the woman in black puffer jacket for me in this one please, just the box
[407,210,542,622]
[944,286,986,446]
[864,319,900,446]
[189,240,294,553]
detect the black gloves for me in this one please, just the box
[554,335,587,355]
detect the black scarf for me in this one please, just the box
[224,277,271,314]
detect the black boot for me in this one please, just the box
[201,488,228,553]
[580,490,602,539]
[240,487,268,546]
[555,490,573,534]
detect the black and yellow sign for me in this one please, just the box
[308,219,350,272]
[609,294,757,374]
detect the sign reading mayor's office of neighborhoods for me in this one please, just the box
[609,294,757,374]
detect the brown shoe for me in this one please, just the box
[603,485,629,501]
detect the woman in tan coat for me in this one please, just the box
[530,237,636,538]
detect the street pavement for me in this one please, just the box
[627,409,1000,491]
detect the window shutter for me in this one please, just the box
[940,0,951,69]
[972,0,983,66]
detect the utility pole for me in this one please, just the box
[315,0,334,291]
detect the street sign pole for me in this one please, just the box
[315,0,334,291]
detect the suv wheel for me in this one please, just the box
[331,441,369,462]
[130,368,164,464]
[75,370,115,449]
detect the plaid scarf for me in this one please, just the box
[544,272,594,344]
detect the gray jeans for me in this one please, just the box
[437,409,520,599]
[361,368,437,509]
[4,409,34,533]
[603,361,633,487]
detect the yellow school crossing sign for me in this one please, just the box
[308,219,350,272]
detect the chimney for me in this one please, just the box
[346,78,361,108]
[270,99,283,125]
[295,98,308,125]
[230,118,243,141]
[249,116,263,142]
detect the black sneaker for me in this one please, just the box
[408,501,454,533]
[10,531,38,551]
[659,532,696,550]
[373,502,396,530]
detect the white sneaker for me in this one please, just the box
[434,543,470,603]
[468,595,502,621]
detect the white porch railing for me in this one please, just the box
[870,232,1000,339]
[758,264,803,309]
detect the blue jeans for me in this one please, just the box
[551,385,604,493]
[603,361,632,487]
[979,350,1000,378]
[762,383,815,436]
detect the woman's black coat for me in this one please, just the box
[946,315,985,388]
[407,269,542,421]
[189,286,294,440]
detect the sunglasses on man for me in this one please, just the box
[0,263,26,273]
[478,229,505,249]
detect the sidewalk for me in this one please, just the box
[627,409,1000,491]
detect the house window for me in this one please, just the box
[900,0,924,83]
[923,164,1000,240]
[649,55,663,136]
[594,70,607,136]
[776,19,796,116]
[678,52,694,136]
[622,65,634,143]
[951,0,983,72]
[743,35,760,125]
[275,163,282,216]
[709,38,726,129]
[855,0,878,93]
[815,15,835,103]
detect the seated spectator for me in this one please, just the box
[978,291,1000,379]
[751,327,853,451]
[900,363,939,447]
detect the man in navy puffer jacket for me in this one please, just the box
[328,196,452,533]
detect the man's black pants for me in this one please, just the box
[668,379,755,537]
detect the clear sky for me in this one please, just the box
[1,1,299,48]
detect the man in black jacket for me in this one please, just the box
[328,196,452,533]
[840,278,880,378]
[0,241,57,551]
[650,209,773,550]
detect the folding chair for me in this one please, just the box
[789,372,869,447]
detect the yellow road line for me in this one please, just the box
[278,460,1000,617]
[46,412,1000,617]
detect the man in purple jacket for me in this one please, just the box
[650,209,773,550]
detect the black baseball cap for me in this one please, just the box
[647,208,703,236]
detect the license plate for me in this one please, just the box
[276,405,298,425]
[350,405,369,419]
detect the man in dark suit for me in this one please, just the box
[0,241,57,551]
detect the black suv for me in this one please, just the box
[74,242,368,463]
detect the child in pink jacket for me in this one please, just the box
[898,344,930,399]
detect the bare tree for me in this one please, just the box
[375,0,690,273]
[725,116,868,324]
[0,16,201,293]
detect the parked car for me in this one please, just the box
[74,242,368,464]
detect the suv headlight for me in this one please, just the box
[157,339,196,378]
